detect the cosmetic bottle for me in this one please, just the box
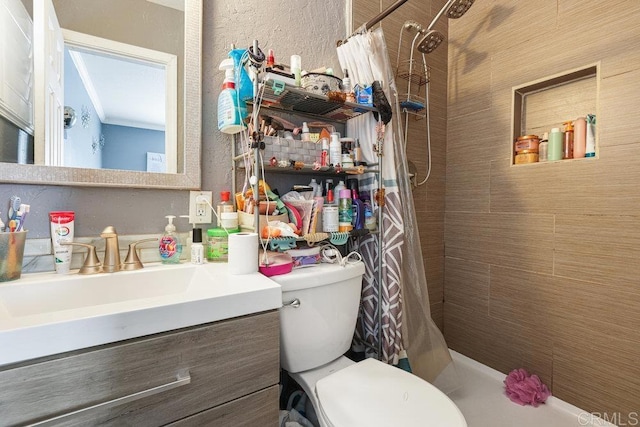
[329,132,342,167]
[562,121,574,159]
[159,215,182,264]
[538,132,549,162]
[190,227,204,264]
[585,114,596,157]
[548,127,563,161]
[573,117,587,159]
[351,189,365,230]
[301,122,310,142]
[342,69,355,103]
[333,180,346,208]
[217,191,234,227]
[217,59,245,134]
[338,189,353,232]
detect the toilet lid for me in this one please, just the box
[315,358,466,427]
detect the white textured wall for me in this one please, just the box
[202,0,347,191]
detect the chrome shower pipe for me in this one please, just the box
[427,0,475,31]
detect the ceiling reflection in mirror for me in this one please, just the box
[0,0,201,189]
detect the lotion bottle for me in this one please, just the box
[159,215,182,264]
[329,132,341,167]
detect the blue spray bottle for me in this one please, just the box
[217,59,246,134]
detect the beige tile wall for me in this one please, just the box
[445,0,640,420]
[352,0,449,328]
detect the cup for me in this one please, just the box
[0,231,27,282]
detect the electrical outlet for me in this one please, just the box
[189,191,212,224]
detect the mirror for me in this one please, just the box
[0,0,201,189]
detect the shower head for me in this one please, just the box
[445,0,476,19]
[416,30,445,54]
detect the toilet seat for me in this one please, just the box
[315,358,467,427]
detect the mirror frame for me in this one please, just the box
[0,0,201,190]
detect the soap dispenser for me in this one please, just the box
[159,215,182,264]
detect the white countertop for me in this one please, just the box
[0,262,281,367]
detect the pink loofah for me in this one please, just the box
[504,368,551,407]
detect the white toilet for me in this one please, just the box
[272,261,467,427]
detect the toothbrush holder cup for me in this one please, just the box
[0,231,27,282]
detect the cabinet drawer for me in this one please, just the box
[168,385,279,427]
[0,310,279,426]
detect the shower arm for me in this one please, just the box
[427,0,457,31]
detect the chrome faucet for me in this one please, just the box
[100,226,121,273]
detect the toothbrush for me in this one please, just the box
[0,212,4,232]
[8,196,21,221]
[16,204,30,232]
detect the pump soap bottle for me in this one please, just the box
[159,215,182,264]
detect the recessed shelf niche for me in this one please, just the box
[511,63,599,166]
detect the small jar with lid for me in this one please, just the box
[207,227,240,262]
[514,135,540,153]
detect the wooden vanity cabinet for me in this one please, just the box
[0,310,279,426]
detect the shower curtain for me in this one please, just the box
[337,28,460,394]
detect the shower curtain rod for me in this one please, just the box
[342,0,409,43]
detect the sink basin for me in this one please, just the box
[0,263,281,367]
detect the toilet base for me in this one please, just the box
[287,356,355,427]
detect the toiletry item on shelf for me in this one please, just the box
[351,189,365,230]
[342,69,355,103]
[320,137,329,167]
[514,152,538,164]
[361,192,377,231]
[573,116,587,158]
[324,178,334,203]
[329,132,341,167]
[338,189,353,232]
[585,114,596,157]
[308,178,320,198]
[159,215,182,264]
[207,227,240,262]
[15,204,30,231]
[49,211,75,274]
[0,215,4,232]
[322,205,339,232]
[333,180,346,208]
[562,121,574,159]
[353,138,365,166]
[548,127,563,161]
[217,191,234,227]
[538,132,549,162]
[220,212,238,230]
[301,122,310,142]
[217,58,246,134]
[290,55,301,87]
[191,228,204,264]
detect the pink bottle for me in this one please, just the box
[573,116,587,159]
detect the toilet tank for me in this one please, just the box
[270,262,365,373]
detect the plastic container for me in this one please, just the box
[190,228,204,265]
[329,132,341,167]
[338,189,353,232]
[514,152,539,164]
[562,121,574,159]
[322,206,339,232]
[217,191,234,227]
[217,59,245,134]
[514,135,539,153]
[573,116,586,159]
[548,127,563,161]
[538,132,549,162]
[159,215,182,264]
[0,231,27,282]
[207,227,240,262]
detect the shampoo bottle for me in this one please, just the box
[159,215,182,264]
[573,116,587,159]
[217,59,245,134]
[329,132,341,167]
[351,189,365,230]
[585,114,596,157]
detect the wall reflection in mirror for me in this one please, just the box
[0,0,184,173]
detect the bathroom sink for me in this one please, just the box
[0,263,281,366]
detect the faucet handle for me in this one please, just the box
[60,242,102,275]
[122,238,158,271]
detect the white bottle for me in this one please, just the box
[333,180,346,208]
[329,132,341,167]
[301,122,310,142]
[190,227,204,264]
[308,178,319,196]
